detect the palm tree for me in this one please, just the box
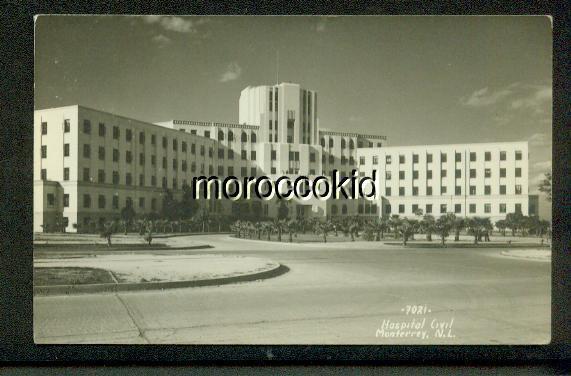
[538,172,552,202]
[286,218,298,242]
[314,221,331,243]
[465,217,489,244]
[368,218,388,241]
[451,216,464,242]
[434,215,453,246]
[389,215,401,239]
[495,219,508,237]
[253,222,264,240]
[273,219,287,242]
[505,212,525,236]
[421,215,436,241]
[99,221,116,247]
[263,222,273,241]
[397,219,416,246]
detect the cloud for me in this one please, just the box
[143,16,198,33]
[151,34,172,46]
[528,132,551,147]
[510,86,552,114]
[460,87,513,107]
[219,62,242,83]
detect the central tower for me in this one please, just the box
[239,83,318,145]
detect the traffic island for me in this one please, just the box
[500,249,551,262]
[34,254,288,296]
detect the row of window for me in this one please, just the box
[382,168,522,180]
[385,203,523,215]
[81,194,156,211]
[330,203,379,215]
[362,151,524,165]
[319,138,383,149]
[383,184,523,196]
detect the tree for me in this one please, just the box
[314,221,331,243]
[389,215,401,239]
[538,172,552,202]
[420,215,436,241]
[495,219,508,236]
[397,219,416,246]
[180,183,199,219]
[161,189,179,221]
[368,217,389,241]
[273,219,287,242]
[144,222,153,246]
[277,201,289,220]
[285,218,298,242]
[120,202,136,234]
[434,215,452,246]
[505,212,525,236]
[465,217,490,244]
[451,216,464,242]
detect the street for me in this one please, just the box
[34,235,551,344]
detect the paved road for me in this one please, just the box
[34,235,550,344]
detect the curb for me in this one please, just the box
[500,250,551,262]
[34,264,289,297]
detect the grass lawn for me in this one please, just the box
[34,267,116,286]
[239,232,375,243]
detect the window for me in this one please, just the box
[173,159,178,170]
[126,173,132,186]
[485,168,491,178]
[41,145,47,158]
[40,169,47,180]
[218,148,224,159]
[228,150,234,160]
[373,156,378,164]
[200,145,205,156]
[112,196,119,209]
[83,194,91,208]
[41,122,47,135]
[515,203,522,213]
[485,152,491,161]
[161,136,168,149]
[455,186,461,195]
[162,157,167,169]
[399,187,405,196]
[63,194,69,207]
[441,153,447,162]
[64,119,70,133]
[412,154,419,163]
[441,186,447,194]
[427,170,433,179]
[515,185,522,194]
[386,155,392,164]
[151,176,157,186]
[209,148,213,158]
[139,174,145,186]
[427,154,433,163]
[139,153,145,165]
[469,204,476,213]
[98,146,105,160]
[455,153,461,162]
[113,126,119,139]
[151,198,157,211]
[515,168,522,177]
[470,152,476,162]
[500,168,506,178]
[205,131,210,138]
[412,187,419,196]
[240,167,247,176]
[251,133,257,143]
[228,166,234,176]
[413,170,419,179]
[500,185,506,195]
[83,120,91,134]
[251,167,256,176]
[125,129,132,142]
[500,204,506,213]
[139,197,145,209]
[328,138,333,147]
[412,204,419,213]
[98,123,106,137]
[251,151,256,160]
[485,185,491,195]
[440,204,447,214]
[182,141,187,152]
[399,204,405,214]
[455,204,461,214]
[112,171,119,185]
[385,187,391,196]
[441,169,447,178]
[98,169,105,183]
[515,150,522,160]
[173,139,178,151]
[151,134,156,145]
[191,163,196,173]
[470,169,476,178]
[469,186,476,195]
[83,144,90,158]
[426,186,432,196]
[64,143,70,157]
[126,151,132,164]
[113,149,119,162]
[455,169,461,178]
[139,132,145,144]
[182,160,187,171]
[271,150,277,160]
[63,168,69,181]
[228,131,234,142]
[500,151,506,161]
[399,171,405,180]
[191,143,196,154]
[399,155,405,164]
[484,204,491,213]
[83,168,90,182]
[359,156,365,165]
[98,195,106,209]
[426,204,432,214]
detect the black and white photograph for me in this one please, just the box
[33,15,552,345]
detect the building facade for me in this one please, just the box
[34,83,530,232]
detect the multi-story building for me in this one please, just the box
[34,83,531,233]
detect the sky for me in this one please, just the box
[34,15,552,218]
